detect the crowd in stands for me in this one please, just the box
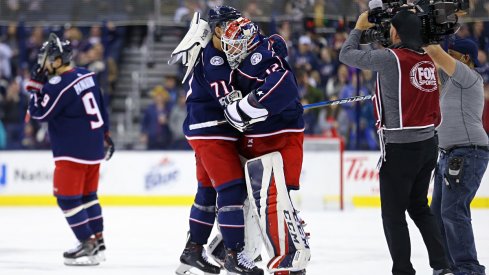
[0,21,124,150]
[1,0,489,151]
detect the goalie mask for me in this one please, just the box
[221,17,260,69]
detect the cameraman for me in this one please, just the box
[424,39,488,275]
[339,10,453,275]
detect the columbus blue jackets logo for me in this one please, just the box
[251,53,262,65]
[49,76,62,85]
[210,56,224,66]
[410,61,438,92]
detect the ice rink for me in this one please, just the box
[0,207,488,275]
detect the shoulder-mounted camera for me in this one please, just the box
[360,0,469,47]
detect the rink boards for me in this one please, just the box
[0,151,488,208]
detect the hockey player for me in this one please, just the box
[173,6,290,275]
[220,17,310,274]
[174,6,263,275]
[26,33,114,266]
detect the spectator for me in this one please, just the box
[472,21,488,52]
[291,35,320,72]
[163,75,179,107]
[477,49,489,84]
[0,42,13,80]
[243,0,263,18]
[174,0,203,23]
[140,85,172,150]
[169,92,190,150]
[317,47,337,88]
[1,80,27,149]
[21,121,38,149]
[0,119,5,149]
[326,64,349,99]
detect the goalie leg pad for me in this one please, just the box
[243,197,263,261]
[208,199,263,268]
[245,152,310,272]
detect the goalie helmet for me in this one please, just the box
[208,5,241,31]
[221,17,260,69]
[38,33,73,66]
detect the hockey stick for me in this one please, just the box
[189,94,373,130]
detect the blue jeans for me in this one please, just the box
[431,147,488,275]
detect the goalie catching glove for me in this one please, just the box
[224,91,268,132]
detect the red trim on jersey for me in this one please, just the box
[236,68,265,82]
[267,175,281,255]
[32,73,95,120]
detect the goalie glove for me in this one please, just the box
[168,12,212,83]
[224,92,268,132]
[104,133,115,161]
[219,90,242,107]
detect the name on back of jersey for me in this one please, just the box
[74,76,95,95]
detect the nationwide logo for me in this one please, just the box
[0,164,6,186]
[144,157,179,190]
[410,61,438,92]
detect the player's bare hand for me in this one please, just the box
[355,12,375,31]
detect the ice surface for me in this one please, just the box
[0,207,487,275]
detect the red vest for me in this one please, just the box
[373,48,441,130]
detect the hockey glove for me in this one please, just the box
[269,34,288,59]
[26,64,48,93]
[219,90,242,107]
[224,92,268,132]
[104,134,115,161]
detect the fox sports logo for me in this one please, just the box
[410,61,438,92]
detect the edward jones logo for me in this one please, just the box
[144,157,179,190]
[0,164,6,186]
[410,61,438,92]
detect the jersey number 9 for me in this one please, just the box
[82,92,104,129]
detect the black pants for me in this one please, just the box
[380,137,449,275]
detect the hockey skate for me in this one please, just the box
[95,234,106,262]
[209,234,262,268]
[175,240,220,275]
[63,238,99,266]
[224,248,264,275]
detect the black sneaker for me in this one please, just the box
[175,240,220,275]
[63,238,99,266]
[224,248,264,275]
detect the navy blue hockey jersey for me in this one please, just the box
[183,42,240,140]
[29,67,108,163]
[231,38,304,135]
